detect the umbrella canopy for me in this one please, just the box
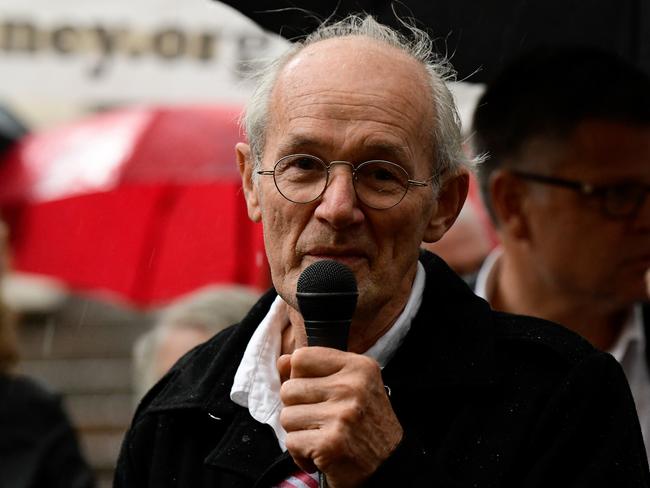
[217,0,650,84]
[0,105,269,308]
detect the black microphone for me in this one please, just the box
[296,259,358,351]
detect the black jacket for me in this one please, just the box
[0,374,95,488]
[115,252,650,487]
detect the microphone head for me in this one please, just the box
[296,260,358,350]
[297,259,357,295]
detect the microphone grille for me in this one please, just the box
[297,259,357,294]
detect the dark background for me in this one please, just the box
[218,0,650,84]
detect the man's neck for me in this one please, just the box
[281,265,420,355]
[488,252,632,351]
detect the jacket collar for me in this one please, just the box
[383,250,497,390]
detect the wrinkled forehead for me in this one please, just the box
[266,37,436,159]
[278,36,431,99]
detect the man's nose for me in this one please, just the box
[313,163,364,228]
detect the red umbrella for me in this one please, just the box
[0,104,270,308]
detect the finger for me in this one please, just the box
[277,354,292,383]
[281,397,368,433]
[289,346,348,378]
[280,376,330,406]
[282,354,385,405]
[280,402,326,432]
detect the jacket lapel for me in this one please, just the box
[395,251,497,387]
[203,408,289,482]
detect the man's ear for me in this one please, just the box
[423,171,469,243]
[489,170,529,240]
[237,142,262,222]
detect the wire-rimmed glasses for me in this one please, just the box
[511,170,650,219]
[257,154,437,210]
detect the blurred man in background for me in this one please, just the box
[472,45,650,458]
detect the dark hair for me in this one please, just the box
[471,45,650,222]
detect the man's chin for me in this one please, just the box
[302,254,368,271]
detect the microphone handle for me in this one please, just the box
[304,319,350,351]
[296,289,356,487]
[304,317,349,488]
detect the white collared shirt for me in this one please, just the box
[475,247,650,458]
[230,261,426,450]
[610,305,650,459]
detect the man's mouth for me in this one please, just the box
[303,248,368,267]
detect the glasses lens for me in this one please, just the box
[355,161,410,209]
[604,184,646,218]
[274,155,327,203]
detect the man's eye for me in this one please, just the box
[369,167,400,181]
[360,163,405,184]
[292,157,320,171]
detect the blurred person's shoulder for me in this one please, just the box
[487,302,631,417]
[0,373,62,413]
[0,373,70,446]
[493,309,605,367]
[420,249,618,377]
[133,289,277,418]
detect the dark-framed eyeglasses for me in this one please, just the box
[257,154,438,210]
[511,169,650,219]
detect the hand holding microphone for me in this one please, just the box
[278,260,403,488]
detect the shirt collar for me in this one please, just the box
[230,261,426,450]
[609,304,645,361]
[474,246,502,301]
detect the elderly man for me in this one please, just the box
[115,17,649,487]
[471,45,650,460]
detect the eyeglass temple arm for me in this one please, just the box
[407,179,430,187]
[511,170,595,194]
[408,166,448,187]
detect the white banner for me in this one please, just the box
[0,0,289,126]
[0,1,483,131]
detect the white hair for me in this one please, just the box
[242,14,477,189]
[132,285,260,403]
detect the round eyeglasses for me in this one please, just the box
[257,154,437,210]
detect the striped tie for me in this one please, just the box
[274,470,320,488]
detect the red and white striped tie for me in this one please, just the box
[275,470,320,488]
